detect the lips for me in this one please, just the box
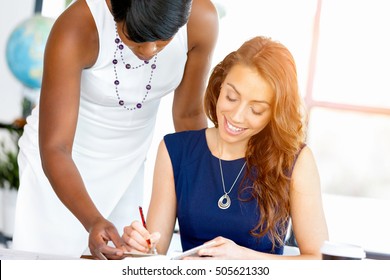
[224,117,246,135]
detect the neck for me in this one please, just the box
[212,127,247,160]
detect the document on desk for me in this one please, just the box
[170,241,216,260]
[123,241,216,260]
[123,252,169,259]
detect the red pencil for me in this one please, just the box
[138,206,151,247]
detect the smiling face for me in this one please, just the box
[216,64,274,149]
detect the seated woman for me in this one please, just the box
[123,36,328,259]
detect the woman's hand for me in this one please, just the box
[88,217,127,260]
[183,236,248,260]
[122,221,161,254]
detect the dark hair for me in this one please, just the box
[204,36,306,249]
[110,0,192,42]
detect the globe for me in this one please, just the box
[6,14,55,90]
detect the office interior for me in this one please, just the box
[0,0,389,259]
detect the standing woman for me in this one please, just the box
[13,0,218,259]
[124,36,328,259]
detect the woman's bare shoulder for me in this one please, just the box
[47,0,99,68]
[187,0,219,50]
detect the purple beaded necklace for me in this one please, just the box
[112,25,157,111]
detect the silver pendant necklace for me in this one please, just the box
[218,158,246,210]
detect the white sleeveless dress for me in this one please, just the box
[12,0,188,257]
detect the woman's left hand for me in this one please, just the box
[183,236,247,260]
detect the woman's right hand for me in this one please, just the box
[122,221,161,253]
[88,217,126,260]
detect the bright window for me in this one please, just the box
[216,0,390,200]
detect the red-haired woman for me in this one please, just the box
[123,36,328,259]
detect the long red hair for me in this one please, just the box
[204,36,306,249]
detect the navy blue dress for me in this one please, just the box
[164,129,285,255]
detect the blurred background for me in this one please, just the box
[1,0,389,257]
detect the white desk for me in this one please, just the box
[0,248,80,260]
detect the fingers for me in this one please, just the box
[123,221,150,251]
[93,248,108,260]
[107,226,126,256]
[148,232,161,254]
[93,243,125,260]
[88,219,126,260]
[197,237,227,257]
[122,221,160,253]
[149,232,161,245]
[123,221,147,238]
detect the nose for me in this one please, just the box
[136,42,158,60]
[230,104,246,124]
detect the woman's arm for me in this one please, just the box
[146,140,178,254]
[287,145,329,259]
[172,0,219,131]
[39,1,124,259]
[123,140,177,254]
